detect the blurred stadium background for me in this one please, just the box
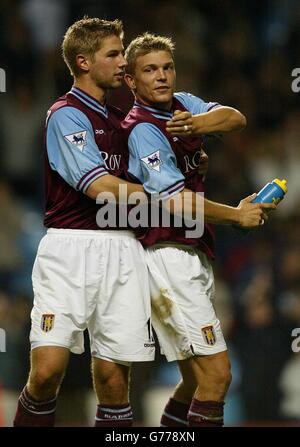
[0,0,300,427]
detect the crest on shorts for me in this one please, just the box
[41,314,55,332]
[201,325,216,345]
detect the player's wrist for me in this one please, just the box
[229,206,242,226]
[192,114,205,134]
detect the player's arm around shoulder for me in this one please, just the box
[166,106,246,136]
[191,106,247,134]
[166,189,276,228]
[87,121,188,202]
[167,92,246,136]
[86,174,145,201]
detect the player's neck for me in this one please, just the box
[136,95,172,112]
[155,102,172,112]
[74,79,107,105]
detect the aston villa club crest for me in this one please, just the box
[64,130,87,151]
[201,325,216,345]
[41,314,55,332]
[141,150,163,172]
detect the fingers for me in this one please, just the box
[166,111,193,135]
[238,197,278,229]
[261,212,269,221]
[255,208,269,225]
[260,202,277,210]
[173,109,182,116]
[166,125,192,135]
[240,193,257,204]
[247,204,274,227]
[166,118,193,127]
[257,203,277,225]
[171,110,192,122]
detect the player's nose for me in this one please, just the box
[157,68,167,80]
[119,53,127,69]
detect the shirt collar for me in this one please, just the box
[133,99,173,121]
[69,86,108,118]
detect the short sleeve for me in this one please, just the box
[128,123,185,200]
[174,92,222,114]
[46,106,108,193]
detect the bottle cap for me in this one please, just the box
[273,178,288,194]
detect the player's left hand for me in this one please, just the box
[166,110,193,136]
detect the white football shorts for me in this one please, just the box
[145,245,227,362]
[30,229,155,362]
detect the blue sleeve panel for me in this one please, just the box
[174,91,221,114]
[128,122,185,199]
[46,106,108,193]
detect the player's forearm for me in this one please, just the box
[164,188,240,225]
[202,198,240,224]
[86,173,145,201]
[191,107,246,134]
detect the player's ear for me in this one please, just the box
[76,54,90,73]
[124,73,136,91]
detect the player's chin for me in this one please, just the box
[110,78,123,88]
[155,91,172,102]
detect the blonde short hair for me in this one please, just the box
[62,17,123,77]
[125,32,175,75]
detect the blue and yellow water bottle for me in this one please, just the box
[252,178,288,205]
[237,179,287,234]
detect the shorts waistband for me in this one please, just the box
[149,242,197,253]
[148,242,209,261]
[47,228,135,238]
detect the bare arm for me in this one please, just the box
[165,189,276,229]
[86,175,276,229]
[86,173,145,201]
[166,107,247,136]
